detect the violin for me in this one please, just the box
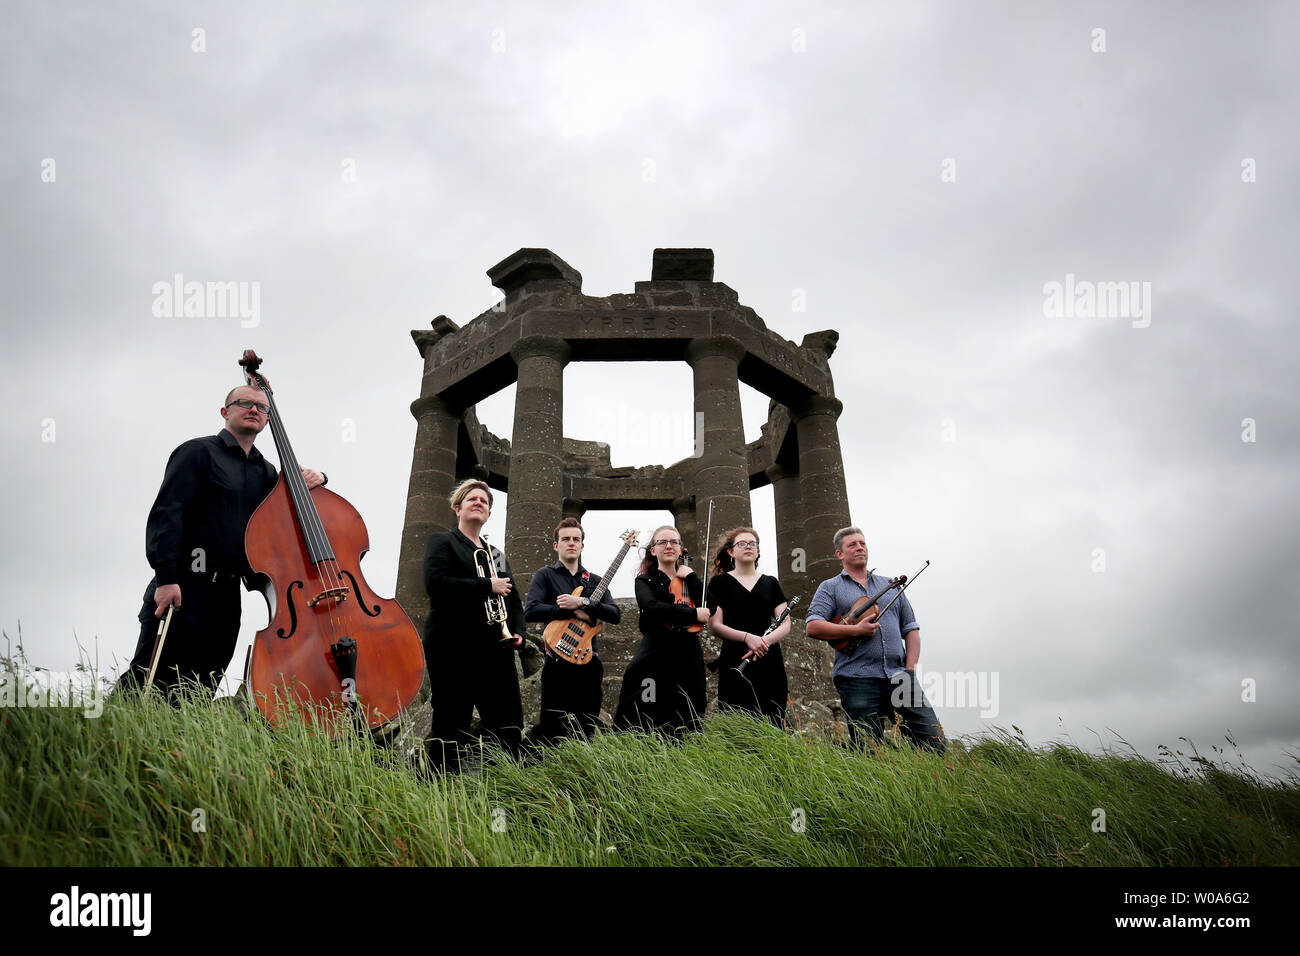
[815,560,931,654]
[238,351,426,734]
[668,547,703,634]
[823,573,906,653]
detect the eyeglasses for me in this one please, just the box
[731,541,759,550]
[226,398,271,415]
[652,539,681,548]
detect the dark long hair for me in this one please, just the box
[711,526,759,578]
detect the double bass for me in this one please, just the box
[239,351,425,734]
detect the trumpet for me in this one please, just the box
[474,536,515,643]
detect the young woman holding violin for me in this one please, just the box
[705,527,791,726]
[613,524,709,735]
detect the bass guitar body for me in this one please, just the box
[541,587,601,665]
[539,530,638,665]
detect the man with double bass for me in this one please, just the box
[422,479,527,772]
[523,517,621,745]
[117,384,324,699]
[805,526,945,754]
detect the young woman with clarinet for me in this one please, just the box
[613,525,709,736]
[705,527,791,726]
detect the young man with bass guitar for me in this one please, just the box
[523,518,623,746]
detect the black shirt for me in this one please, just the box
[145,430,278,585]
[524,561,622,653]
[634,567,704,640]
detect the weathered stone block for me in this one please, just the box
[488,248,583,296]
[651,248,715,281]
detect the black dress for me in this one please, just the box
[614,569,706,735]
[706,573,789,725]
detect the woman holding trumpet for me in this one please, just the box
[422,479,526,772]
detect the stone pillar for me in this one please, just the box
[766,461,806,599]
[561,497,587,520]
[669,495,698,564]
[504,337,570,581]
[397,395,462,622]
[791,394,852,590]
[685,337,751,558]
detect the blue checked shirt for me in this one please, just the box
[806,570,918,680]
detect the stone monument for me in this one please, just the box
[398,248,854,722]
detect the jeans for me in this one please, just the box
[834,671,946,755]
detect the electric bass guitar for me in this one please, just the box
[542,530,639,664]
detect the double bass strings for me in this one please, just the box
[261,385,350,657]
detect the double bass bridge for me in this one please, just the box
[307,586,350,608]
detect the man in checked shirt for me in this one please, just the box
[806,526,945,754]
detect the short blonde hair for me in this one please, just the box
[449,479,493,511]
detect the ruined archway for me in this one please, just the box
[398,248,853,709]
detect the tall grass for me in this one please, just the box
[3,680,1297,866]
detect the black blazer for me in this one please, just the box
[422,528,526,648]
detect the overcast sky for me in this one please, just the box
[3,1,1296,778]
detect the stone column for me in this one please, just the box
[685,337,751,558]
[397,395,462,623]
[504,337,570,581]
[669,494,698,564]
[791,394,852,590]
[765,461,806,599]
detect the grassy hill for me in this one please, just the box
[3,681,1297,867]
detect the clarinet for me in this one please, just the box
[736,597,800,675]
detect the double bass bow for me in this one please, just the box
[238,351,426,734]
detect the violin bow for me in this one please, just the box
[700,498,714,601]
[873,560,931,618]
